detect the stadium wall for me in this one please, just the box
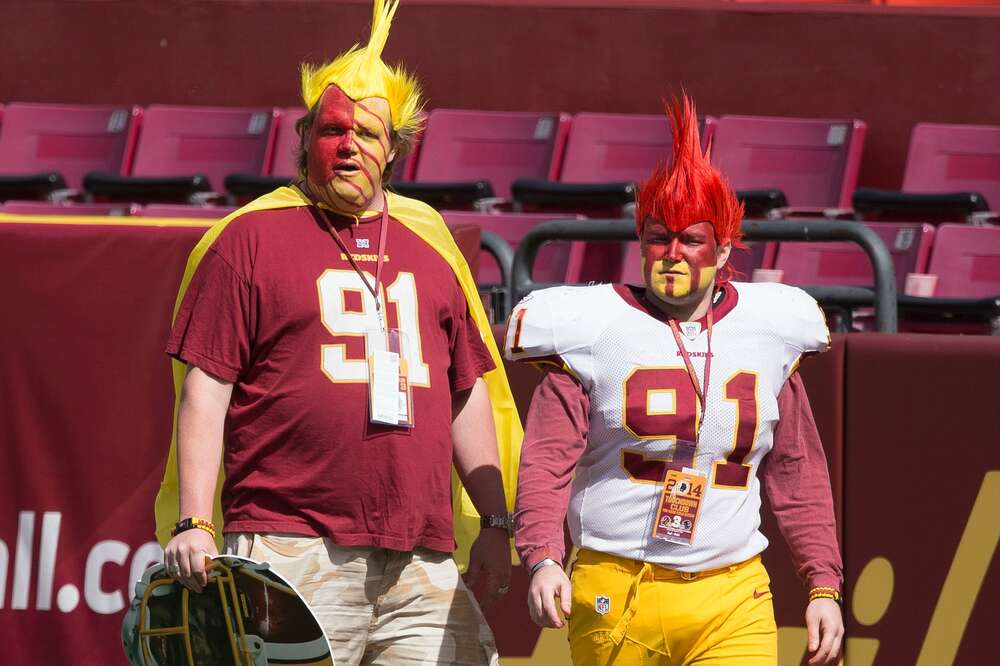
[2,1,1000,191]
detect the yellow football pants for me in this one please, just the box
[568,550,777,666]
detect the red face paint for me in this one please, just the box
[306,86,393,215]
[640,219,720,302]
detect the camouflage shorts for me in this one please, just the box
[225,533,499,666]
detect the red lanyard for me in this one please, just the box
[317,203,390,329]
[668,305,714,437]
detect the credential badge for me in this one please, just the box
[595,595,611,615]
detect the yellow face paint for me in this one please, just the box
[644,257,717,302]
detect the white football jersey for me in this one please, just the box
[505,282,829,571]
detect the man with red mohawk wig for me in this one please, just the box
[506,95,844,665]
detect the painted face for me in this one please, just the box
[306,85,395,215]
[641,219,725,303]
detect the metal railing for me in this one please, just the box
[508,218,898,332]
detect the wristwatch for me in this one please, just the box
[480,513,513,536]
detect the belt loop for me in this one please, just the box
[608,562,651,645]
[680,571,698,581]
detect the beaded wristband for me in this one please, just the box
[171,517,217,539]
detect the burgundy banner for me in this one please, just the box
[0,219,208,664]
[1,218,995,664]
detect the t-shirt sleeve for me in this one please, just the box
[446,284,495,394]
[166,247,252,383]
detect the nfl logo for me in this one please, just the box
[595,595,611,615]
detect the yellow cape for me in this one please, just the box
[154,186,522,569]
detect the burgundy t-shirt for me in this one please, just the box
[167,205,495,552]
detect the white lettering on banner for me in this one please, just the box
[85,540,129,614]
[12,511,34,609]
[0,511,164,614]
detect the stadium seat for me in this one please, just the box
[0,200,138,216]
[710,115,867,209]
[510,113,717,217]
[853,123,1000,223]
[394,109,571,208]
[0,103,141,200]
[898,224,1000,334]
[85,105,278,203]
[224,106,304,202]
[923,224,1000,298]
[773,222,935,289]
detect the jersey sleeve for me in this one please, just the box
[771,284,831,378]
[166,246,252,382]
[503,286,602,385]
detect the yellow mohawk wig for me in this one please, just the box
[300,0,423,137]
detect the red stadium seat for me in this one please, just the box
[774,222,935,288]
[439,211,586,285]
[410,109,571,198]
[853,123,1000,223]
[85,106,278,203]
[268,107,306,178]
[130,105,278,189]
[711,115,866,208]
[137,204,236,219]
[0,200,138,216]
[924,224,1000,298]
[0,102,141,196]
[904,123,1000,209]
[558,113,716,185]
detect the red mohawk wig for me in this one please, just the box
[635,95,744,247]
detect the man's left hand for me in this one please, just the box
[805,597,844,665]
[463,527,511,613]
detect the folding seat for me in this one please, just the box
[898,224,1000,334]
[853,123,1000,223]
[137,204,237,219]
[0,200,137,216]
[85,105,277,204]
[920,224,1000,298]
[773,222,935,289]
[510,113,717,217]
[0,103,141,200]
[393,110,571,209]
[224,107,304,203]
[710,115,867,213]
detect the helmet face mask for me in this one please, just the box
[122,556,333,666]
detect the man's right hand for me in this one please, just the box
[164,529,218,593]
[527,564,572,628]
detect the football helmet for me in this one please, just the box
[121,555,334,666]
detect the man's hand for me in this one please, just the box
[164,529,218,593]
[463,527,512,613]
[528,564,572,629]
[805,597,844,665]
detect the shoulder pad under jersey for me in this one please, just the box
[732,282,831,356]
[504,285,614,364]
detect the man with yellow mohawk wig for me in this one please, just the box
[157,1,518,662]
[506,95,843,665]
